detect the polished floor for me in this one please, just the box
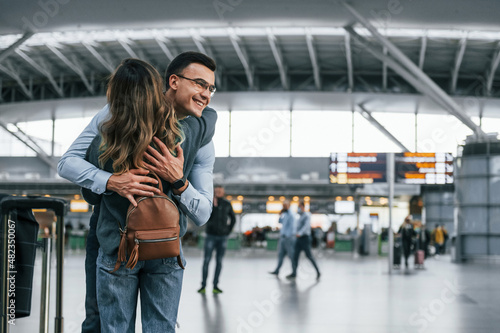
[8,246,500,333]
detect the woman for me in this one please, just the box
[85,58,184,332]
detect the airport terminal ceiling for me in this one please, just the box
[1,1,500,124]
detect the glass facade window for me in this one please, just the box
[213,111,230,157]
[371,112,416,152]
[230,111,291,157]
[417,114,473,154]
[291,111,352,157]
[353,113,403,153]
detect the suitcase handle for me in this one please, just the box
[1,197,67,216]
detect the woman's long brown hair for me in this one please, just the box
[98,58,183,174]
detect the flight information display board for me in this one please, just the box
[395,152,454,184]
[329,153,387,184]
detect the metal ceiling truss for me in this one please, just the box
[0,31,34,64]
[486,42,500,96]
[451,37,467,94]
[357,104,410,152]
[228,28,254,90]
[191,30,222,85]
[46,44,95,94]
[16,49,64,97]
[305,29,321,90]
[267,29,289,90]
[1,25,500,105]
[83,42,115,73]
[0,120,57,169]
[155,37,177,62]
[342,2,487,139]
[0,62,33,99]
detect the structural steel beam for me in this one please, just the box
[191,31,222,85]
[451,37,467,94]
[155,37,176,61]
[0,63,33,99]
[0,120,57,169]
[382,47,388,91]
[357,104,410,152]
[419,36,427,70]
[486,42,500,95]
[46,45,94,94]
[0,31,34,64]
[305,30,321,90]
[345,28,451,113]
[342,2,486,138]
[267,29,289,90]
[83,42,115,73]
[16,49,64,97]
[117,39,139,59]
[344,32,354,91]
[228,29,254,89]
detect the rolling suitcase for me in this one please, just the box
[415,250,425,267]
[0,196,67,333]
[393,243,402,267]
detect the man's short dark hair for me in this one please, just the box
[165,51,216,90]
[214,185,224,189]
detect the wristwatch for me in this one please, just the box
[171,177,186,190]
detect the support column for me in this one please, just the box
[455,137,500,262]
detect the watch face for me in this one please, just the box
[173,178,185,189]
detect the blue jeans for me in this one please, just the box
[82,205,100,333]
[201,234,228,288]
[272,236,295,273]
[96,247,186,333]
[292,235,320,276]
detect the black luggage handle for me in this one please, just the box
[1,197,67,216]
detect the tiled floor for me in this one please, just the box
[8,247,500,333]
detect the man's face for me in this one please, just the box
[169,63,215,118]
[214,187,225,198]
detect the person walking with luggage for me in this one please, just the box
[269,201,296,276]
[417,224,431,259]
[286,201,321,280]
[397,216,415,269]
[84,58,215,332]
[198,185,236,294]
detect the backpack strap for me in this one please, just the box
[177,255,185,269]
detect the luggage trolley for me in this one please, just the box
[0,196,67,333]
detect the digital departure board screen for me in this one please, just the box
[329,153,387,184]
[395,152,454,184]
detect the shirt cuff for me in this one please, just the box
[91,170,112,195]
[173,183,200,214]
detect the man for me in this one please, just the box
[287,201,321,280]
[269,201,296,276]
[198,185,236,294]
[57,52,217,332]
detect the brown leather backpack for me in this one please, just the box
[111,173,184,272]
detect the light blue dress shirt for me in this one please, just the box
[57,105,214,226]
[278,210,296,238]
[296,211,312,237]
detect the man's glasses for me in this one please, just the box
[176,74,216,97]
